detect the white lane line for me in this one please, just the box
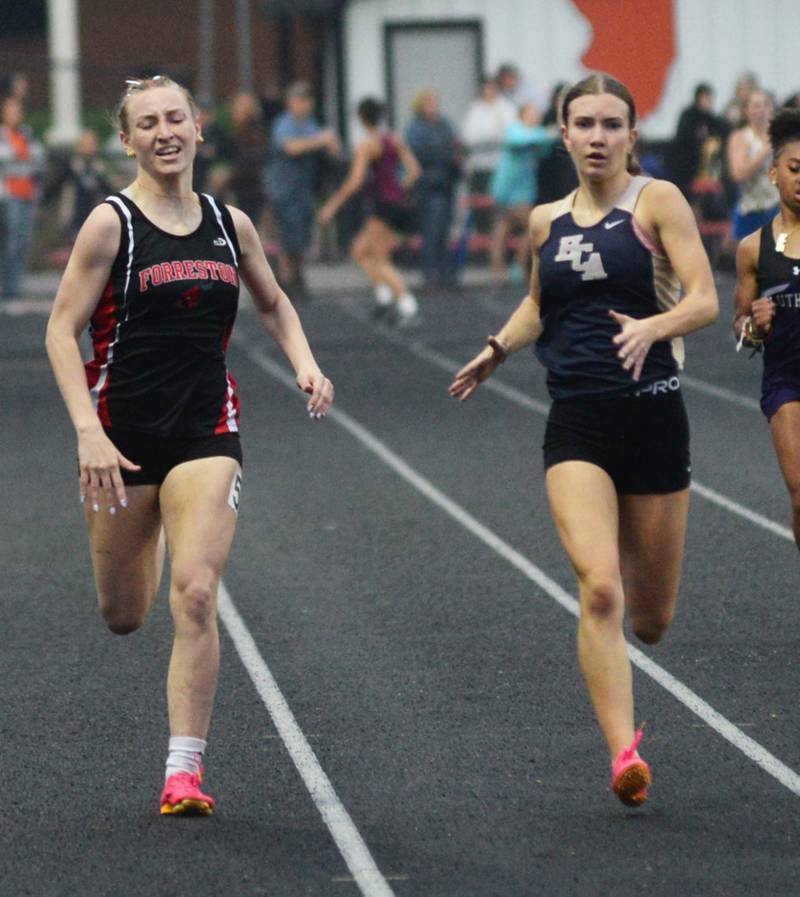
[217,583,396,897]
[0,298,53,316]
[413,338,551,415]
[337,305,792,545]
[680,373,761,412]
[690,481,794,542]
[336,302,550,416]
[234,336,800,798]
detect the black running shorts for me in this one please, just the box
[542,387,691,494]
[104,427,243,486]
[372,201,417,235]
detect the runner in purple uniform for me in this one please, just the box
[734,106,800,551]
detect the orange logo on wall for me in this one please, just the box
[571,0,676,119]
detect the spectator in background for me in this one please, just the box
[461,76,516,233]
[489,102,555,287]
[541,81,567,127]
[496,63,541,109]
[405,88,462,289]
[727,89,778,239]
[1,71,30,106]
[228,92,269,235]
[723,71,759,129]
[192,106,230,195]
[537,81,579,203]
[267,81,340,298]
[667,83,727,198]
[259,84,284,141]
[0,95,45,299]
[43,129,115,239]
[783,92,800,111]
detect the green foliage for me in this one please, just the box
[23,108,50,140]
[23,103,234,146]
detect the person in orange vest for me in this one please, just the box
[0,95,45,299]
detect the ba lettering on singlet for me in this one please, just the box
[84,192,242,437]
[536,176,683,401]
[553,233,609,282]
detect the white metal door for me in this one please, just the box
[386,22,482,133]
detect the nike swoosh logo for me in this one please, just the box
[604,219,625,229]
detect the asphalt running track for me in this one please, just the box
[1,270,798,897]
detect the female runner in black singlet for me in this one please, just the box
[46,77,333,816]
[450,73,718,806]
[734,106,800,551]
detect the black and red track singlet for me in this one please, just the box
[85,192,242,437]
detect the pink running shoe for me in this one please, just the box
[611,727,651,807]
[160,768,215,816]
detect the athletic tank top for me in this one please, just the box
[85,192,242,437]
[756,223,800,383]
[737,128,778,215]
[536,176,683,401]
[367,133,406,205]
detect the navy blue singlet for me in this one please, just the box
[755,222,800,418]
[536,176,683,401]
[85,192,241,438]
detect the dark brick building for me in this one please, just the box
[0,1,342,122]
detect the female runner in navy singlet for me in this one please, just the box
[449,73,718,806]
[734,106,800,551]
[46,77,334,816]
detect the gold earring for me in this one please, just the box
[197,135,205,144]
[126,149,136,158]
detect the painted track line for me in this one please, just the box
[680,373,761,412]
[234,335,800,798]
[337,305,792,543]
[690,481,794,542]
[217,583,396,897]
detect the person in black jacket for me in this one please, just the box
[538,81,578,204]
[44,129,115,238]
[667,83,727,198]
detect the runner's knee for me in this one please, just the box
[170,572,217,630]
[99,597,148,635]
[630,608,673,644]
[579,574,623,623]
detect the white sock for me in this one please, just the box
[374,282,395,306]
[165,735,207,782]
[396,292,418,317]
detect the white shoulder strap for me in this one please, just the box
[615,175,652,213]
[550,189,576,221]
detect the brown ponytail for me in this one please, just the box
[626,151,642,175]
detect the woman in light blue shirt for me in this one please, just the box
[490,103,555,286]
